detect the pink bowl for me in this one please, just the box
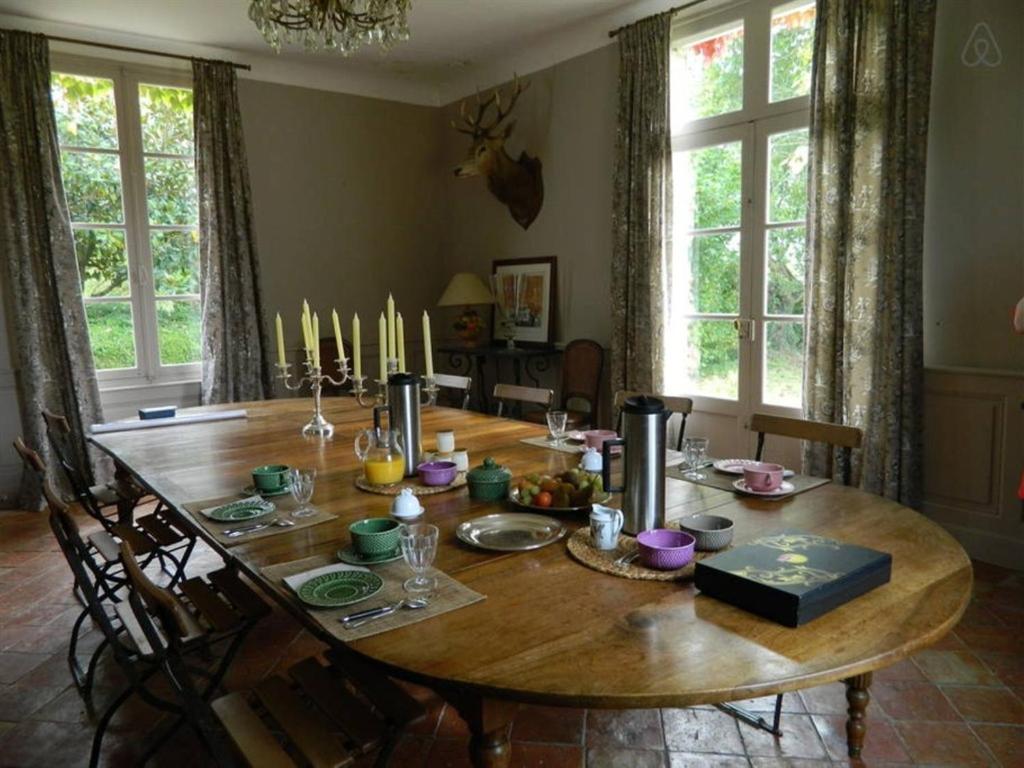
[742,461,784,492]
[583,430,621,454]
[417,461,458,487]
[636,529,696,570]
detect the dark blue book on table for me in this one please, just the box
[694,530,892,627]
[138,406,177,420]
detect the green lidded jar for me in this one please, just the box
[466,457,511,501]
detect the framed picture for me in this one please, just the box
[491,256,557,346]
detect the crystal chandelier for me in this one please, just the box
[248,0,412,54]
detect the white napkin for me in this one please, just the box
[283,563,370,594]
[197,495,270,520]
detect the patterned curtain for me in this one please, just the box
[610,14,673,395]
[192,59,272,404]
[0,29,105,509]
[803,0,936,507]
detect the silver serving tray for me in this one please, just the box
[456,513,567,552]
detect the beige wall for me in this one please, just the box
[438,44,619,348]
[238,79,447,380]
[924,0,1024,372]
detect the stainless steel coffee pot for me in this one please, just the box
[601,396,671,535]
[387,372,424,477]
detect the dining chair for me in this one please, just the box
[492,383,554,419]
[211,650,426,767]
[613,390,694,451]
[750,413,863,485]
[433,372,473,409]
[524,339,604,429]
[114,539,270,767]
[42,408,197,585]
[314,336,352,396]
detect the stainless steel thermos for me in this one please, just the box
[387,372,423,477]
[601,396,671,535]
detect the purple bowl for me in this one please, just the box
[636,529,696,570]
[417,460,458,487]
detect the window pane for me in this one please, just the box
[156,300,201,365]
[85,302,136,370]
[675,142,743,231]
[74,229,129,298]
[62,151,124,224]
[51,73,118,149]
[767,226,806,315]
[764,320,804,406]
[139,84,194,155]
[151,230,200,296]
[679,232,740,313]
[145,157,197,225]
[770,3,816,102]
[672,22,744,125]
[681,319,739,400]
[768,129,809,223]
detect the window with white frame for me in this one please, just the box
[51,59,200,385]
[666,0,815,412]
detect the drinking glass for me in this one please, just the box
[546,410,568,446]
[683,437,710,480]
[400,523,439,595]
[289,468,317,518]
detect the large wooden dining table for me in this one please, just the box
[90,397,972,767]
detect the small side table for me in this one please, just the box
[438,343,561,413]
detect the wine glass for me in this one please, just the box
[400,523,439,595]
[546,410,568,446]
[289,468,317,518]
[682,437,710,480]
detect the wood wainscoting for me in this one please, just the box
[923,367,1024,568]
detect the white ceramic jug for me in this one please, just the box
[589,503,624,551]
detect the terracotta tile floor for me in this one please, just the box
[1,507,1022,768]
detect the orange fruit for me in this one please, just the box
[534,491,553,508]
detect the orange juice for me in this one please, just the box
[364,457,405,485]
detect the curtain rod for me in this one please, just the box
[608,0,708,38]
[46,34,252,71]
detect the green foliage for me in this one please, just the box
[85,303,136,369]
[156,301,201,365]
[152,230,200,295]
[145,157,198,225]
[770,6,815,102]
[139,84,194,155]
[61,150,124,224]
[51,73,118,149]
[74,229,129,298]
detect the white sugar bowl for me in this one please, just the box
[579,447,603,472]
[391,488,424,520]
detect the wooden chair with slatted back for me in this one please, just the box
[492,383,554,420]
[315,337,353,396]
[117,540,271,767]
[750,413,863,484]
[433,372,473,409]
[42,407,197,584]
[524,339,604,429]
[211,649,426,768]
[613,391,694,451]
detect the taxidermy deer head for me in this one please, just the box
[452,75,544,230]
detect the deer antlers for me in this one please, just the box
[451,74,530,139]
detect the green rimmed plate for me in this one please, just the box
[297,570,383,608]
[206,498,276,522]
[337,544,403,566]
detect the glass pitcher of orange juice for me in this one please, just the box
[354,405,406,485]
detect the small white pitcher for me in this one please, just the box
[590,504,624,551]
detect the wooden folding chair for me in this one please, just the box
[433,372,473,409]
[211,650,426,767]
[493,383,554,420]
[750,413,863,484]
[613,391,694,450]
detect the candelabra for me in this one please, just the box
[277,357,354,438]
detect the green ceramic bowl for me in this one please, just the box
[349,517,401,557]
[252,464,289,492]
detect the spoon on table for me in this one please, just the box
[339,598,429,629]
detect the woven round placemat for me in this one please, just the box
[355,473,467,497]
[566,527,722,581]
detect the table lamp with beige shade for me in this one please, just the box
[437,272,494,346]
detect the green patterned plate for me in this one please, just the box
[206,498,276,522]
[297,570,383,608]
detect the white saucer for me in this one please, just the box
[732,478,795,497]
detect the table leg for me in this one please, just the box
[843,672,873,758]
[444,692,517,768]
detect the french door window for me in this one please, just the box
[666,0,815,415]
[51,58,200,386]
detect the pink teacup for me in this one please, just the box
[743,462,784,492]
[583,430,618,450]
